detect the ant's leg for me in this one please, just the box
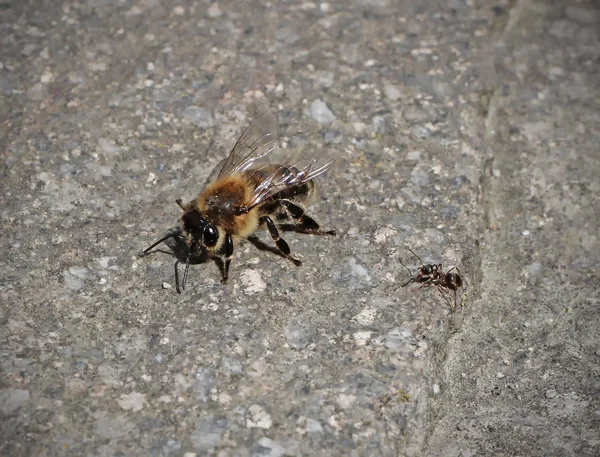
[221,233,234,283]
[400,278,434,294]
[446,266,461,275]
[415,278,434,290]
[279,200,336,236]
[260,216,302,266]
[434,285,456,312]
[394,276,420,291]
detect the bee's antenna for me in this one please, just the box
[176,199,185,211]
[141,228,181,256]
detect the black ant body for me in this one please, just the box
[398,248,463,312]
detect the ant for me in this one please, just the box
[397,248,464,312]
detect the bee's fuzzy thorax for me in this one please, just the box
[194,174,259,238]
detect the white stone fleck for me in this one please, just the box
[63,268,86,290]
[240,269,267,295]
[162,282,172,289]
[118,392,146,412]
[406,150,421,161]
[383,84,401,101]
[40,69,54,84]
[254,438,285,457]
[88,61,108,72]
[353,307,377,326]
[183,105,215,127]
[313,71,334,88]
[173,6,185,15]
[336,393,356,409]
[433,384,440,395]
[545,389,557,399]
[98,138,121,156]
[411,48,433,56]
[328,415,340,429]
[526,262,542,276]
[348,257,371,283]
[374,226,396,244]
[307,99,336,124]
[352,121,367,134]
[384,327,413,351]
[69,266,89,279]
[207,3,222,18]
[353,330,373,346]
[247,404,272,429]
[306,419,323,433]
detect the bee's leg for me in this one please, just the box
[181,256,191,291]
[260,216,302,266]
[222,233,234,283]
[279,200,336,236]
[174,261,182,294]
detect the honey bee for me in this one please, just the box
[142,109,337,292]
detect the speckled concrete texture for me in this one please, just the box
[0,0,598,456]
[425,1,600,456]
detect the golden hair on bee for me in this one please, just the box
[141,108,337,293]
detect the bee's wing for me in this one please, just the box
[216,108,279,179]
[245,150,334,209]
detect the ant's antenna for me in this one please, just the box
[406,247,424,265]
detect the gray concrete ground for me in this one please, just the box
[0,0,598,456]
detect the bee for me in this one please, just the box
[142,109,337,292]
[397,248,463,311]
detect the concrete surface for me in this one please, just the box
[0,0,597,456]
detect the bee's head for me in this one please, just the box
[181,209,220,248]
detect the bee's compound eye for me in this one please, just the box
[203,224,219,247]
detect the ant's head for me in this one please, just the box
[419,264,435,277]
[181,209,220,249]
